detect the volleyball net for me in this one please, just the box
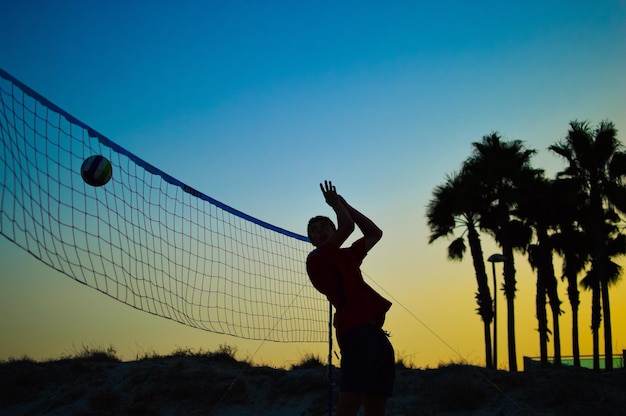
[0,68,328,343]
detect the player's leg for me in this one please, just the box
[362,325,395,416]
[337,392,362,416]
[362,393,388,416]
[338,324,395,415]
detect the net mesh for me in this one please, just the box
[0,68,327,343]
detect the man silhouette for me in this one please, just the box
[306,180,394,416]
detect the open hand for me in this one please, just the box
[320,180,340,207]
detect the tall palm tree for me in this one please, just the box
[580,244,622,370]
[550,175,626,368]
[519,175,563,367]
[551,177,592,368]
[464,133,541,372]
[550,120,626,370]
[585,208,626,369]
[426,170,495,368]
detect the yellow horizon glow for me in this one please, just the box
[2,233,625,371]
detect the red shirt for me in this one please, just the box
[306,238,391,339]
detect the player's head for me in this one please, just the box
[307,216,336,247]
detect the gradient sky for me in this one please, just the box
[1,0,625,369]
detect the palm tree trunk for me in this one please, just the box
[505,292,518,372]
[550,305,562,366]
[566,274,581,367]
[601,280,613,370]
[502,244,518,372]
[572,306,581,367]
[537,230,562,367]
[483,321,493,369]
[466,225,493,368]
[536,282,549,366]
[591,284,601,370]
[590,187,613,370]
[545,276,562,366]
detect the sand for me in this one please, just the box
[1,353,625,415]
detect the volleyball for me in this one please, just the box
[81,155,113,187]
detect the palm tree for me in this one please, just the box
[518,174,563,367]
[550,175,626,368]
[580,243,622,370]
[584,208,626,369]
[426,170,495,368]
[464,133,541,372]
[550,120,626,370]
[551,177,592,368]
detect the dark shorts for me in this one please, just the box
[338,323,395,397]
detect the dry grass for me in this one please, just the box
[290,353,326,370]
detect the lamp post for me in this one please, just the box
[488,253,506,369]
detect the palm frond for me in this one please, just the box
[447,237,466,261]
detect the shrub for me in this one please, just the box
[63,344,120,362]
[291,353,325,370]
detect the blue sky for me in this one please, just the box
[1,1,625,368]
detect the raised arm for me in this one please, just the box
[320,181,355,247]
[339,195,382,252]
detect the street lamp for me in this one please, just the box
[488,253,506,369]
